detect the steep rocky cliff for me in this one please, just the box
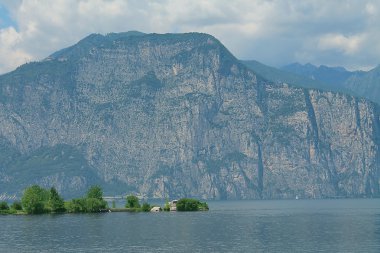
[0,32,379,199]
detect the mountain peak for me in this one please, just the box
[77,31,147,44]
[304,62,317,68]
[319,65,347,73]
[46,31,224,62]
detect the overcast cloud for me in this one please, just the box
[0,0,379,74]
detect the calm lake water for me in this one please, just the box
[1,199,380,252]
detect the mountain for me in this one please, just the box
[0,32,379,200]
[344,65,380,104]
[281,62,356,86]
[280,62,380,105]
[242,60,354,95]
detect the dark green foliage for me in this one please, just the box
[85,198,107,212]
[0,205,17,214]
[112,200,116,208]
[0,209,16,214]
[86,185,103,200]
[121,195,153,212]
[14,185,107,214]
[10,201,22,210]
[198,202,209,211]
[176,198,198,211]
[21,185,49,214]
[0,201,9,210]
[65,185,107,213]
[84,185,107,212]
[176,198,209,211]
[125,195,140,209]
[48,187,65,212]
[141,202,151,212]
[65,198,87,213]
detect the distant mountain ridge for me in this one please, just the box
[241,60,354,95]
[282,62,354,85]
[280,62,380,105]
[344,65,380,104]
[0,32,379,200]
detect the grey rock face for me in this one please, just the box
[0,32,379,199]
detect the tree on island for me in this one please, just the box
[85,185,107,212]
[86,185,104,200]
[176,198,209,211]
[11,201,23,211]
[47,187,65,212]
[21,185,50,214]
[0,201,9,210]
[1,200,25,214]
[65,185,107,213]
[0,201,16,214]
[141,202,151,212]
[123,195,152,212]
[125,195,141,209]
[65,198,87,213]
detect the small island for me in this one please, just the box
[0,185,208,215]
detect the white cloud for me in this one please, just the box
[365,2,377,15]
[0,0,380,73]
[0,26,32,73]
[318,33,365,55]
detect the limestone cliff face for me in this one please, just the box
[0,32,379,199]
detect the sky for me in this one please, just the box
[0,0,379,74]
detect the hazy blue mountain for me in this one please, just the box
[281,62,359,86]
[0,32,379,200]
[344,65,380,104]
[242,60,354,95]
[279,62,380,105]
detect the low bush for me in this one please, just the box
[11,201,23,210]
[141,202,151,212]
[0,201,9,210]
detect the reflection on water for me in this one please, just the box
[1,199,380,252]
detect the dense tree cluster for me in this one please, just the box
[0,201,11,214]
[65,186,107,213]
[21,185,62,214]
[1,185,108,214]
[124,194,151,212]
[0,200,22,214]
[176,198,209,211]
[0,201,9,210]
[125,195,141,209]
[11,201,23,211]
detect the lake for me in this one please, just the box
[1,199,380,252]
